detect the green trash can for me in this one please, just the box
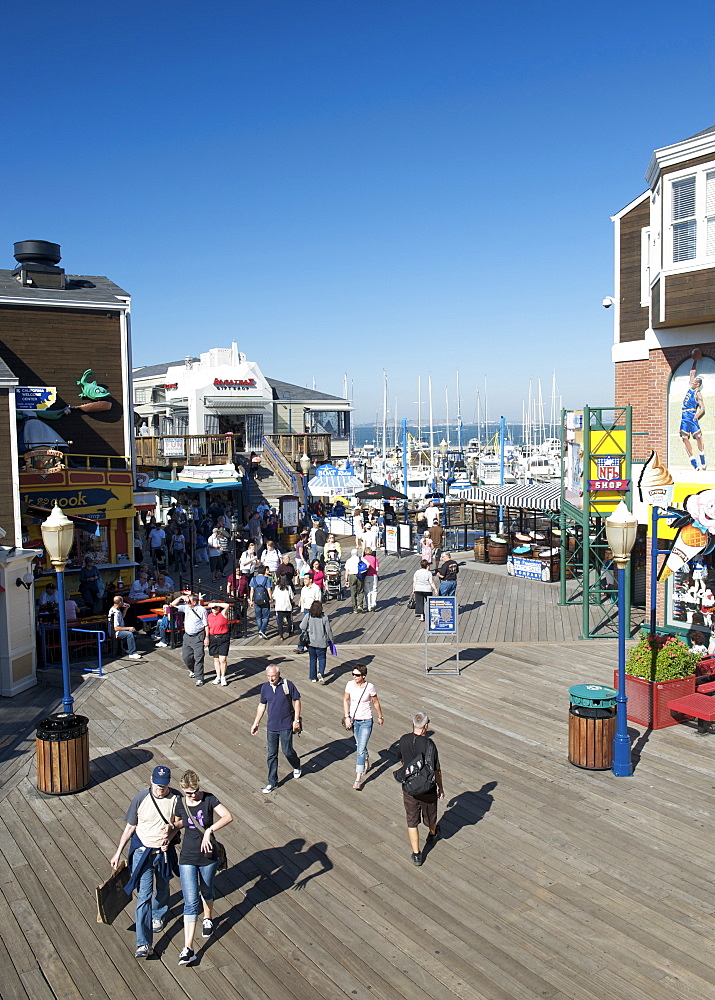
[568,684,617,770]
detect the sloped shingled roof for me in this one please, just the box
[0,270,129,304]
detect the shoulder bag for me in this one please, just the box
[183,796,227,872]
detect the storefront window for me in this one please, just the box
[309,411,349,439]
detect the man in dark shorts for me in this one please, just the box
[397,712,444,866]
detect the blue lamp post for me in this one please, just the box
[605,501,639,777]
[42,504,74,715]
[41,503,76,716]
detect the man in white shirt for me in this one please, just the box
[39,583,59,610]
[107,596,143,659]
[148,525,166,568]
[170,593,209,686]
[424,501,440,528]
[344,548,365,613]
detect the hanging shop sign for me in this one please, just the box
[16,386,57,410]
[162,438,185,456]
[179,464,240,481]
[587,455,630,492]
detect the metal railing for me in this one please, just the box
[260,436,304,504]
[265,433,330,464]
[38,624,107,675]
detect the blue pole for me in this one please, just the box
[55,567,74,716]
[401,418,409,524]
[612,560,633,777]
[442,454,447,526]
[650,504,658,637]
[498,414,505,531]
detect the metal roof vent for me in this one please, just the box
[12,240,66,289]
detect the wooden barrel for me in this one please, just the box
[568,708,615,769]
[281,532,298,548]
[473,537,486,562]
[487,537,508,564]
[36,714,90,795]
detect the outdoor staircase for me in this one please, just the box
[245,467,288,511]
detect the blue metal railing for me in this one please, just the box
[39,624,107,676]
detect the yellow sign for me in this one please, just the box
[588,428,629,516]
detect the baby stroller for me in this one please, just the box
[323,558,342,601]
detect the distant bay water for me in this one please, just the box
[351,423,556,449]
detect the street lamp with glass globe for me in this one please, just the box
[41,503,76,715]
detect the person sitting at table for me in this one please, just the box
[153,604,172,648]
[136,562,155,582]
[65,597,81,622]
[38,583,59,611]
[154,573,175,596]
[127,572,150,602]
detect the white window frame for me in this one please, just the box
[664,161,715,272]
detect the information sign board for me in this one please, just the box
[162,438,185,457]
[385,525,399,553]
[427,596,457,634]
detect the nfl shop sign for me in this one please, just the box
[588,455,630,492]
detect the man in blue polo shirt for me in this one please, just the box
[250,664,302,793]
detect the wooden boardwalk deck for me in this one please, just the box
[1,561,711,1000]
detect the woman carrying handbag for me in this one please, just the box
[343,664,383,789]
[299,600,334,683]
[172,770,233,966]
[412,559,437,622]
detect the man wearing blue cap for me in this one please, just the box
[110,765,180,959]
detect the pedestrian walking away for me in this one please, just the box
[343,663,383,789]
[171,593,209,685]
[207,601,231,685]
[437,552,459,596]
[428,521,444,568]
[363,546,380,611]
[273,575,295,640]
[172,770,233,966]
[300,600,334,682]
[107,596,143,659]
[109,765,180,959]
[297,573,322,650]
[412,560,437,621]
[344,547,365,612]
[249,564,273,639]
[250,664,302,793]
[396,712,444,866]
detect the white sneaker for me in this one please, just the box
[293,769,302,779]
[211,677,221,684]
[128,653,142,659]
[155,641,168,648]
[220,677,227,686]
[261,785,275,794]
[258,631,267,639]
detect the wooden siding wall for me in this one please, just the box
[618,199,650,342]
[0,306,126,456]
[658,268,715,327]
[0,389,16,542]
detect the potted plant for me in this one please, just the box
[614,634,700,729]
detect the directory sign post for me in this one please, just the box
[425,596,460,674]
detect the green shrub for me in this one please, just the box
[626,634,701,682]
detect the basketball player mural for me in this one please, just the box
[680,349,707,472]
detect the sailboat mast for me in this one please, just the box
[456,369,463,453]
[445,385,450,449]
[428,375,434,476]
[382,371,387,466]
[417,375,422,450]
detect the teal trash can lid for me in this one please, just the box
[569,684,617,708]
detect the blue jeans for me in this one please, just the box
[439,580,457,596]
[266,729,301,787]
[255,604,270,633]
[119,630,137,654]
[308,645,326,681]
[134,851,170,947]
[173,549,187,572]
[179,862,219,921]
[352,718,373,773]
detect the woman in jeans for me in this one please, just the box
[273,575,295,640]
[299,599,334,683]
[173,770,233,966]
[343,664,383,789]
[412,559,437,622]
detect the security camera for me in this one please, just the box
[602,296,615,308]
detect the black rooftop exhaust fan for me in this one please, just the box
[13,240,65,289]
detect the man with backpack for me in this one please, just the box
[250,663,302,793]
[249,564,273,639]
[396,712,444,867]
[344,547,366,613]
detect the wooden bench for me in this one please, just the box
[667,693,715,735]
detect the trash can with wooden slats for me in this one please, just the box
[36,713,90,794]
[568,685,617,770]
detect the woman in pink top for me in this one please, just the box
[419,531,434,566]
[343,663,383,789]
[363,546,380,612]
[310,558,325,593]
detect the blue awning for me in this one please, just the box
[147,478,243,494]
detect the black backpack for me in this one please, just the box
[396,736,436,796]
[252,578,270,607]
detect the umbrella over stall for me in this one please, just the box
[355,484,409,502]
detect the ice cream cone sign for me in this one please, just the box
[658,487,715,581]
[638,450,674,508]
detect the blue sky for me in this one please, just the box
[2,1,715,423]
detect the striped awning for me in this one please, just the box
[455,481,561,511]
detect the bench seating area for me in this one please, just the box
[668,692,715,734]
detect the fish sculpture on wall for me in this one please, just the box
[77,369,110,400]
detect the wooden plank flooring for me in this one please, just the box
[1,558,711,1000]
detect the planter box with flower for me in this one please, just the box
[614,634,701,729]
